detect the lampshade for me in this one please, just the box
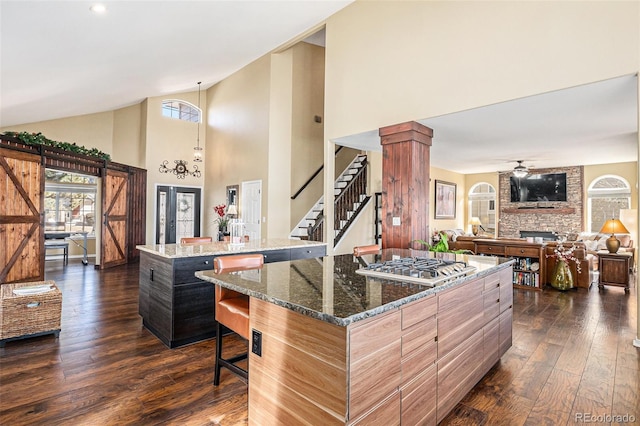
[513,161,528,178]
[470,217,482,236]
[226,204,237,215]
[600,218,629,235]
[599,218,630,253]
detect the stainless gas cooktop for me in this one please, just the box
[356,256,476,287]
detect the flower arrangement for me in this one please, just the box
[213,204,229,231]
[546,243,582,274]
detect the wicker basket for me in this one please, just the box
[0,280,62,344]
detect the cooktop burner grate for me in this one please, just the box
[356,257,476,287]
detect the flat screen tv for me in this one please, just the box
[510,173,567,202]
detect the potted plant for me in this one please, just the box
[413,231,473,254]
[213,204,230,240]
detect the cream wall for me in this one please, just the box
[324,1,638,142]
[113,103,144,168]
[1,110,116,156]
[290,42,326,230]
[205,55,271,238]
[429,166,466,235]
[0,104,145,167]
[144,89,206,243]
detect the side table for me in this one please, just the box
[598,252,632,293]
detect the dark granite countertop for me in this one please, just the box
[196,248,514,327]
[136,238,326,259]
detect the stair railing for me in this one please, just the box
[304,155,369,245]
[334,157,369,244]
[291,146,343,200]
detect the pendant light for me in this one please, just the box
[193,81,203,163]
[513,160,528,178]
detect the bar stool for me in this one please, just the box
[353,244,381,256]
[180,236,213,244]
[213,253,264,385]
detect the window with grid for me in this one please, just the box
[44,170,97,235]
[468,183,496,234]
[587,175,631,233]
[162,99,201,123]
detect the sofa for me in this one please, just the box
[579,233,635,270]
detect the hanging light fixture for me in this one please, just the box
[513,160,528,178]
[193,81,203,163]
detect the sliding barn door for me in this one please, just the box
[101,169,128,269]
[0,147,44,283]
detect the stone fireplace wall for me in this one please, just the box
[498,166,584,238]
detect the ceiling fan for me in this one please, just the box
[513,160,529,178]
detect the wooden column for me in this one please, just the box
[379,121,432,249]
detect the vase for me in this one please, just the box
[551,259,574,291]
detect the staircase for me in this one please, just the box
[291,154,370,245]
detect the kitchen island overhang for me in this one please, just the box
[196,249,514,424]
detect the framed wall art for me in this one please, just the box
[435,180,456,219]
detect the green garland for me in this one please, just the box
[2,131,111,162]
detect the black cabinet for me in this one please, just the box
[139,243,326,348]
[139,253,215,348]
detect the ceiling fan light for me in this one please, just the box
[513,161,528,178]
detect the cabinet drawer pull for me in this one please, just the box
[204,260,209,265]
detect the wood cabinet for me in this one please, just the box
[436,269,512,423]
[139,253,214,348]
[247,265,513,425]
[598,252,632,292]
[475,239,544,290]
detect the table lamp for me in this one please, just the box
[599,218,629,253]
[226,204,237,218]
[470,217,482,236]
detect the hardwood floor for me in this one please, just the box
[1,259,638,425]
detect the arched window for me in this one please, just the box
[587,175,631,232]
[161,99,201,123]
[468,182,496,235]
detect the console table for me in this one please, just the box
[598,252,632,293]
[473,238,545,290]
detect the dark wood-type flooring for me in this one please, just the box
[1,259,638,425]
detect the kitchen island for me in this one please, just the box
[196,249,514,425]
[137,238,326,348]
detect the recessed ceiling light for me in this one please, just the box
[90,4,107,14]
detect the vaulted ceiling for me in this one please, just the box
[1,2,636,175]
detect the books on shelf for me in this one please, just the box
[512,270,540,288]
